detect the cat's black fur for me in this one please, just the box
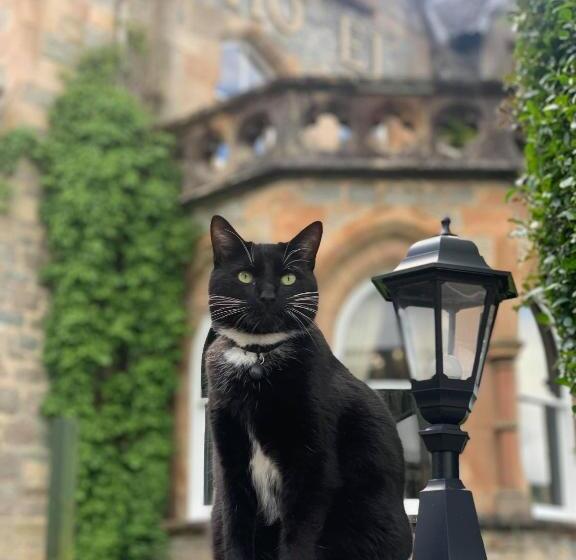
[205,215,412,560]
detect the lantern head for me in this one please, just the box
[372,218,517,425]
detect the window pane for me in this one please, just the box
[216,41,270,99]
[441,282,486,380]
[517,307,555,399]
[204,407,214,506]
[339,283,429,502]
[517,307,564,508]
[340,290,410,382]
[519,401,562,506]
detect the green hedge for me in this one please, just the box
[513,0,576,398]
[0,46,195,559]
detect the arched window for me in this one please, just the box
[216,40,273,100]
[187,313,212,521]
[334,281,431,515]
[517,306,576,521]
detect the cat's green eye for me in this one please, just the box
[281,273,296,286]
[238,271,253,284]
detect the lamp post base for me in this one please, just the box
[414,478,487,560]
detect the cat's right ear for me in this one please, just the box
[210,215,249,266]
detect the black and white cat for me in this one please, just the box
[204,215,412,560]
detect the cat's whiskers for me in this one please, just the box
[233,311,248,329]
[290,304,316,315]
[250,317,263,334]
[288,298,318,305]
[210,304,246,312]
[286,309,317,348]
[209,304,245,312]
[290,307,315,323]
[289,300,317,308]
[287,292,318,299]
[288,299,318,307]
[211,307,248,321]
[211,307,247,319]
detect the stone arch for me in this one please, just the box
[315,209,439,340]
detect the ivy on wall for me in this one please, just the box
[0,128,37,212]
[0,45,195,558]
[512,0,576,398]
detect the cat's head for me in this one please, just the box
[209,215,322,335]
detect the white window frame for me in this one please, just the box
[187,314,212,522]
[333,280,419,517]
[517,306,576,524]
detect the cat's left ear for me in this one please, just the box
[286,221,323,270]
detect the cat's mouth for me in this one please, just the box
[230,306,298,334]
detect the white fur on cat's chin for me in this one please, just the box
[217,327,297,348]
[223,346,259,367]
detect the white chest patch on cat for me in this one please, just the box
[249,435,282,525]
[223,346,258,368]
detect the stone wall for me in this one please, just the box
[0,163,49,560]
[484,526,576,560]
[0,0,435,129]
[167,523,576,560]
[0,0,120,130]
[169,524,213,560]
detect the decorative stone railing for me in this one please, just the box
[166,78,522,204]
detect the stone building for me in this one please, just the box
[0,1,575,560]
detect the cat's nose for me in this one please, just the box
[259,286,276,302]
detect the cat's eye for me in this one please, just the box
[238,271,253,284]
[281,273,296,286]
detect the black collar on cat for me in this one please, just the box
[220,334,298,380]
[241,341,287,355]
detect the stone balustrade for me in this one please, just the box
[166,78,522,203]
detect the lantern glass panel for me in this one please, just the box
[396,281,436,381]
[474,303,496,388]
[440,282,486,380]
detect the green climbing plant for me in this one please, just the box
[22,45,194,559]
[512,0,576,399]
[0,128,37,212]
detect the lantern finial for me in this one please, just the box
[441,216,454,236]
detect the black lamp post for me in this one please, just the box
[372,218,517,560]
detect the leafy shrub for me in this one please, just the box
[512,0,576,398]
[0,128,37,212]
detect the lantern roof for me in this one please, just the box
[373,217,517,300]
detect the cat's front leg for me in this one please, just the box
[278,458,331,560]
[219,490,257,560]
[211,407,258,560]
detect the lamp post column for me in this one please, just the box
[414,424,487,560]
[371,218,518,560]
